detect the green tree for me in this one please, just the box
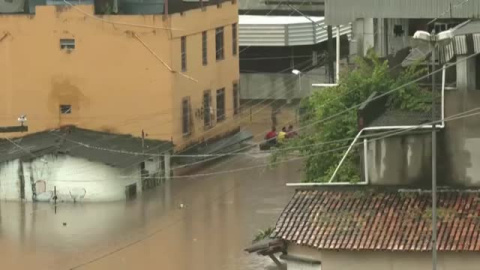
[272,51,431,182]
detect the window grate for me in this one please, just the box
[215,27,224,61]
[60,104,72,114]
[216,88,225,122]
[233,83,239,115]
[232,24,237,56]
[60,39,75,50]
[203,90,212,127]
[182,97,191,135]
[181,36,187,72]
[202,31,208,66]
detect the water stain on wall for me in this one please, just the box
[48,78,90,124]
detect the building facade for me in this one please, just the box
[0,127,172,202]
[324,0,480,59]
[0,0,240,151]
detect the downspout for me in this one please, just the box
[336,26,340,83]
[441,64,446,127]
[328,129,364,183]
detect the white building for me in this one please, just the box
[0,127,172,202]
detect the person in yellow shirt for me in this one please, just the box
[277,127,287,144]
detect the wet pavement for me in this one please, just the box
[0,151,302,270]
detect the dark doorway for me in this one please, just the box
[125,184,137,200]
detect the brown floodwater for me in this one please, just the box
[0,151,302,270]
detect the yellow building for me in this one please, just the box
[0,0,240,151]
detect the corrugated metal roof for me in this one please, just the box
[325,0,480,25]
[239,15,351,46]
[0,127,172,167]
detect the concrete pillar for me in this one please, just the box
[363,18,375,56]
[456,55,476,91]
[164,152,171,181]
[353,19,364,57]
[376,18,387,57]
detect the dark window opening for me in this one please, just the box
[125,184,137,200]
[216,88,225,122]
[181,36,187,72]
[60,105,72,114]
[232,23,238,56]
[203,90,212,127]
[60,39,75,50]
[182,97,191,135]
[202,31,208,66]
[216,27,224,61]
[393,25,404,37]
[240,44,333,73]
[233,83,239,115]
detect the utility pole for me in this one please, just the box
[430,29,438,270]
[327,26,335,83]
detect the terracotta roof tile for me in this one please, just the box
[274,189,480,251]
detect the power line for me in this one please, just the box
[64,107,480,270]
[59,50,479,177]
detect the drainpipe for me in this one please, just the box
[328,129,364,183]
[363,138,369,184]
[441,65,446,127]
[336,26,341,83]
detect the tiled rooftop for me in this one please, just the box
[274,188,480,251]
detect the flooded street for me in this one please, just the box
[0,151,302,270]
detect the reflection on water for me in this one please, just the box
[0,153,302,270]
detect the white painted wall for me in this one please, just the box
[287,244,480,270]
[0,160,21,200]
[0,155,141,202]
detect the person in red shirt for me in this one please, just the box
[265,127,277,146]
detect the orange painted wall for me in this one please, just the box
[0,2,240,150]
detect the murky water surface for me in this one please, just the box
[0,152,302,270]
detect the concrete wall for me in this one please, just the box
[240,67,328,100]
[444,90,480,186]
[351,18,375,57]
[364,89,480,187]
[0,3,239,149]
[366,133,432,186]
[0,155,142,202]
[287,244,480,270]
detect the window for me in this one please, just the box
[60,39,75,50]
[182,97,191,135]
[393,25,405,37]
[181,36,187,72]
[232,23,237,56]
[215,27,224,61]
[60,104,72,114]
[233,83,239,115]
[202,31,208,66]
[216,88,225,122]
[203,90,212,127]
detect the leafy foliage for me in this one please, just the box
[272,51,431,182]
[252,227,275,244]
